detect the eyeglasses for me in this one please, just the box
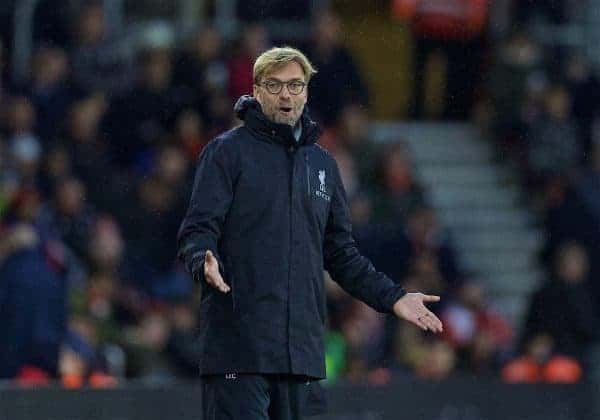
[257,79,307,95]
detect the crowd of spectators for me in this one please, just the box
[1,0,597,388]
[481,2,600,384]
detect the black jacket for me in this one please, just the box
[177,96,406,379]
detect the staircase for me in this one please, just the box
[373,122,543,326]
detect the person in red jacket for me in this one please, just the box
[393,0,489,120]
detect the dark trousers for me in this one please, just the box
[202,374,324,420]
[413,36,482,120]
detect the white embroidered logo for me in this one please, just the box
[225,373,237,380]
[318,170,326,192]
[315,169,331,202]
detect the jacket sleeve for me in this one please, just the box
[323,161,406,313]
[177,138,236,281]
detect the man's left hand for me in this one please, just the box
[393,293,443,333]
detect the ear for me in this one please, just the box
[302,84,308,103]
[252,84,259,99]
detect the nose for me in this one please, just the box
[279,85,291,99]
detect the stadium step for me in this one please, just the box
[429,186,520,209]
[463,250,537,273]
[439,208,532,230]
[417,164,502,187]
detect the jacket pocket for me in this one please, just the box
[298,379,328,416]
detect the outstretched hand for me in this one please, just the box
[203,250,230,293]
[393,293,443,333]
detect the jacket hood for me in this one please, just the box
[234,95,322,147]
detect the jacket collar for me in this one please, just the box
[234,95,322,148]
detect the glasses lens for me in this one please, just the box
[265,81,282,94]
[288,81,304,95]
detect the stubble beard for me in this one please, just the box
[266,103,303,126]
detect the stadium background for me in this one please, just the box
[1,0,600,418]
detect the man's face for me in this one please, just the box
[253,61,307,126]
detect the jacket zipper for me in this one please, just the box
[286,144,295,370]
[305,152,311,198]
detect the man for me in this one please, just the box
[177,46,443,420]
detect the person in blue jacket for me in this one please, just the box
[177,46,443,420]
[0,226,67,379]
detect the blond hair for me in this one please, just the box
[253,46,317,84]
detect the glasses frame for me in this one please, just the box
[256,79,307,95]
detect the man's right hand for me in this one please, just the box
[203,250,230,293]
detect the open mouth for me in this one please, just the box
[279,107,292,113]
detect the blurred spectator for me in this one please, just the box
[489,30,544,161]
[0,138,18,217]
[151,145,192,212]
[173,26,228,120]
[122,310,173,381]
[0,224,68,379]
[565,55,600,160]
[61,93,122,212]
[404,206,461,287]
[59,328,100,388]
[68,218,133,378]
[334,104,380,188]
[171,109,208,160]
[307,10,368,126]
[103,46,191,168]
[502,334,583,383]
[20,45,73,142]
[3,186,43,229]
[375,242,456,374]
[3,183,86,278]
[522,242,600,362]
[87,216,124,276]
[165,301,203,378]
[348,192,411,297]
[37,177,96,260]
[527,85,580,190]
[406,253,445,297]
[204,92,238,136]
[575,146,600,230]
[340,299,386,381]
[323,271,389,383]
[371,142,426,222]
[38,145,71,197]
[572,147,600,301]
[415,339,457,380]
[4,95,38,148]
[440,281,514,374]
[228,24,270,101]
[120,176,188,300]
[69,1,134,95]
[392,320,428,374]
[393,0,488,119]
[331,147,360,200]
[0,37,7,103]
[3,96,42,186]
